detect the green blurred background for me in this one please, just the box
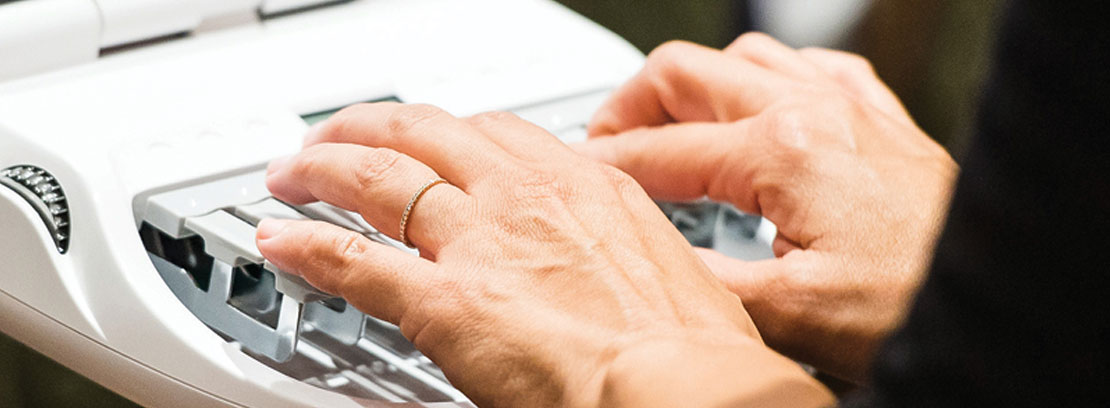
[553,0,1002,152]
[0,0,1001,406]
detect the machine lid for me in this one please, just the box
[0,0,348,82]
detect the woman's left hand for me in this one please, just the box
[578,34,958,383]
[258,103,832,408]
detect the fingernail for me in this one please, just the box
[266,155,291,175]
[257,218,291,241]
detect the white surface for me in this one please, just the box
[0,0,101,80]
[260,0,339,15]
[0,0,643,406]
[96,0,259,48]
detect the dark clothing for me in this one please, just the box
[847,0,1110,406]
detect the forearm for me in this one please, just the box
[594,338,835,408]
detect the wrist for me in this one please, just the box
[592,335,834,408]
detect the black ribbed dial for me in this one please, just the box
[1,165,70,253]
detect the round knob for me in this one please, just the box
[1,165,70,253]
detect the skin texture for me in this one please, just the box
[577,33,959,383]
[258,102,834,406]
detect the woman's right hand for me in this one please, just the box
[258,100,833,407]
[576,33,959,383]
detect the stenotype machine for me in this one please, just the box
[0,0,776,406]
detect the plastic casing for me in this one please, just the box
[0,0,644,406]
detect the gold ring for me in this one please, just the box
[399,177,447,248]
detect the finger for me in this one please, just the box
[267,143,471,252]
[305,102,516,187]
[300,122,326,149]
[696,248,875,381]
[463,111,575,162]
[694,248,824,322]
[723,32,822,81]
[574,122,759,207]
[694,247,787,302]
[693,247,824,341]
[257,218,439,325]
[798,48,912,123]
[587,40,789,137]
[772,231,804,258]
[574,121,828,247]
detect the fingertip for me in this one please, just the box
[302,122,327,147]
[265,165,317,205]
[586,110,618,138]
[693,247,732,265]
[256,218,299,271]
[257,218,292,241]
[692,247,754,280]
[264,154,296,199]
[266,155,291,175]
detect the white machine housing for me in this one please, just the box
[0,0,776,406]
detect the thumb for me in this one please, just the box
[694,247,787,302]
[694,247,821,307]
[572,122,759,205]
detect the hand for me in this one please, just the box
[258,103,833,407]
[576,33,959,383]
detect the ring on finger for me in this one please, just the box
[399,177,449,248]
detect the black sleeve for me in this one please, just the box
[845,0,1110,406]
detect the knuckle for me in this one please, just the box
[762,107,815,151]
[733,31,776,51]
[293,225,368,296]
[466,110,520,127]
[511,168,573,201]
[801,48,876,83]
[329,231,366,272]
[386,104,450,137]
[516,167,560,189]
[821,49,875,75]
[798,46,821,54]
[842,52,875,73]
[778,147,818,171]
[756,107,841,171]
[645,40,698,74]
[649,40,695,59]
[818,91,869,122]
[295,227,338,288]
[353,147,402,188]
[598,165,639,192]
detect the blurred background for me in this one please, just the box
[0,0,1001,406]
[557,0,1003,153]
